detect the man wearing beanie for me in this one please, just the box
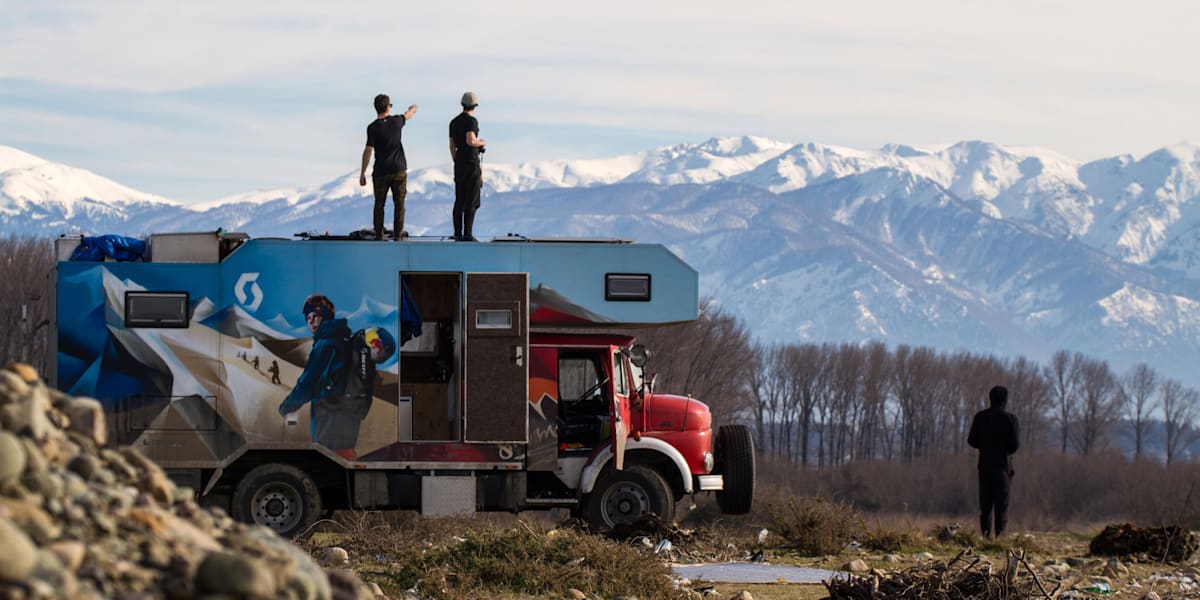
[967,385,1021,538]
[448,91,486,241]
[278,294,357,458]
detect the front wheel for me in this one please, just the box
[231,463,323,538]
[585,465,675,529]
[714,424,755,514]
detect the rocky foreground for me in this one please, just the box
[0,363,381,600]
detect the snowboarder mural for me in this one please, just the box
[278,294,396,459]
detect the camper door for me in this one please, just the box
[463,273,529,443]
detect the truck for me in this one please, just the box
[49,231,755,536]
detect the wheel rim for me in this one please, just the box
[600,481,651,527]
[250,481,304,533]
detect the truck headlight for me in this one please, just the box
[704,451,714,472]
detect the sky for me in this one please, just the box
[1,0,1198,203]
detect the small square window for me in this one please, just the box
[125,292,190,328]
[476,309,513,330]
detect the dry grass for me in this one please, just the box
[303,512,690,600]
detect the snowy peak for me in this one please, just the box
[0,146,48,173]
[0,146,179,219]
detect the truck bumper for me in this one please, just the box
[696,474,724,491]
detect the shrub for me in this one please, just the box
[768,496,862,556]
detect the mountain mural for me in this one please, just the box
[4,137,1200,387]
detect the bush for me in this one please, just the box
[768,497,862,556]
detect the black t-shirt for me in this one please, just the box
[448,112,480,163]
[366,115,408,176]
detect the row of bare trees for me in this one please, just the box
[637,299,1200,468]
[0,236,54,374]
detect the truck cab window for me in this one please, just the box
[612,351,629,396]
[558,352,608,448]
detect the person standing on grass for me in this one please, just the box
[360,93,418,240]
[967,385,1020,538]
[448,91,486,241]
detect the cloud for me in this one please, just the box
[1,0,1198,201]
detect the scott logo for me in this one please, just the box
[235,272,264,311]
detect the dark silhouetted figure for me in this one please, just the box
[268,360,281,385]
[967,385,1020,538]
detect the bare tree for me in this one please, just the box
[1070,357,1121,455]
[632,298,755,427]
[0,236,54,374]
[1122,363,1159,459]
[1046,350,1080,454]
[746,343,789,456]
[1004,356,1052,452]
[783,343,825,466]
[1162,379,1200,465]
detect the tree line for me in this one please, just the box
[636,300,1200,467]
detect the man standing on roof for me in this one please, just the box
[360,94,417,241]
[449,91,486,242]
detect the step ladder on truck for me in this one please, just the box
[49,231,755,536]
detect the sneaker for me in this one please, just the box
[398,231,409,241]
[460,235,478,242]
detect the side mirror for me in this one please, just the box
[629,344,651,368]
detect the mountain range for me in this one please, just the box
[3,137,1200,388]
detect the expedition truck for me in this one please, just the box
[49,232,755,536]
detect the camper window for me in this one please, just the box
[124,292,190,328]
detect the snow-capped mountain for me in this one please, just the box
[4,138,1200,387]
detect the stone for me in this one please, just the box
[729,592,754,600]
[0,369,31,398]
[0,432,25,485]
[328,568,372,600]
[0,387,54,441]
[48,540,87,570]
[915,552,934,561]
[0,498,61,543]
[0,517,37,582]
[882,553,900,563]
[1142,591,1162,600]
[67,454,100,480]
[1066,556,1087,567]
[31,549,77,598]
[18,438,45,475]
[64,398,106,447]
[843,558,870,573]
[566,589,587,600]
[195,551,276,597]
[140,469,175,505]
[4,364,39,385]
[321,546,350,567]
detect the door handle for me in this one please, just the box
[513,345,524,367]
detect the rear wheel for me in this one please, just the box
[586,464,676,529]
[715,424,755,514]
[231,463,322,538]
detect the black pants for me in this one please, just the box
[453,161,482,238]
[373,171,407,237]
[978,468,1012,537]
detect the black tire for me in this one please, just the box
[715,424,755,514]
[585,465,676,529]
[231,463,322,538]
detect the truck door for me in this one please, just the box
[610,349,631,470]
[463,273,528,443]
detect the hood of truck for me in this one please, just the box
[644,393,712,433]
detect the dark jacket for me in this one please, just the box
[278,318,352,417]
[967,397,1020,473]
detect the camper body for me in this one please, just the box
[50,233,754,535]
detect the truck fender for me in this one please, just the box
[580,437,693,495]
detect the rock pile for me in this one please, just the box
[0,363,379,599]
